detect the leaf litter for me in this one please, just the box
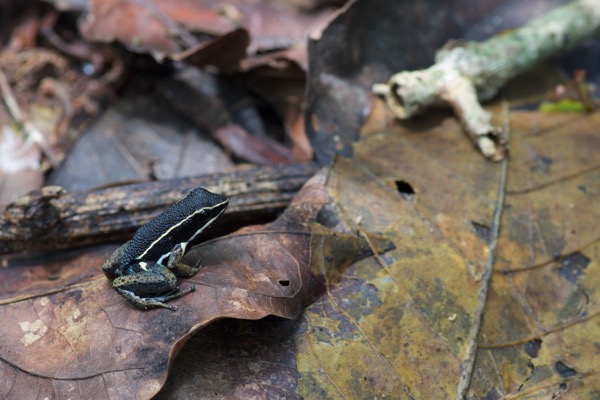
[1,0,599,399]
[0,166,388,399]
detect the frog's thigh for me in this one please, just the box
[112,267,177,296]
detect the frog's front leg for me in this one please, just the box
[113,262,195,311]
[166,243,203,278]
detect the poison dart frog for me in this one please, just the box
[102,188,228,310]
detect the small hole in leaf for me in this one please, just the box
[395,180,415,200]
[278,280,290,287]
[559,383,568,391]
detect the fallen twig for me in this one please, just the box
[0,162,319,255]
[373,0,600,161]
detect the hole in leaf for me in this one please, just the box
[278,280,290,287]
[395,180,415,200]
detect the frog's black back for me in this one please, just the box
[127,188,228,264]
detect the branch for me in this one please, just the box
[0,162,319,255]
[373,0,600,161]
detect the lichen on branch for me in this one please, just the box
[373,0,600,161]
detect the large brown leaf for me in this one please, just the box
[0,172,378,399]
[468,111,600,398]
[289,102,600,398]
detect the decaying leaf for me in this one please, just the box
[291,100,600,398]
[79,0,335,65]
[469,111,600,399]
[154,103,600,398]
[0,167,381,399]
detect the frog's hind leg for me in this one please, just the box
[112,262,195,311]
[115,286,195,311]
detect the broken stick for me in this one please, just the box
[373,0,600,161]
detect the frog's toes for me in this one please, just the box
[116,288,178,311]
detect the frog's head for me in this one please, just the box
[176,188,229,244]
[186,188,229,221]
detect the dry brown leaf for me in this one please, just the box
[76,0,336,160]
[79,0,335,65]
[0,168,376,399]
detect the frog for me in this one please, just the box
[102,187,228,311]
